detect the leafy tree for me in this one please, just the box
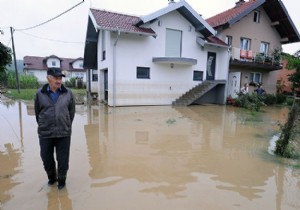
[286,50,300,92]
[0,42,12,83]
[0,42,12,73]
[275,51,300,158]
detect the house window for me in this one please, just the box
[260,42,269,55]
[52,61,56,66]
[102,51,106,60]
[226,35,232,46]
[92,70,98,81]
[193,71,203,81]
[240,37,251,50]
[137,67,150,79]
[165,28,182,57]
[250,72,262,84]
[101,30,106,60]
[79,62,83,68]
[253,11,260,23]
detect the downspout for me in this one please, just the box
[225,46,231,103]
[113,30,121,107]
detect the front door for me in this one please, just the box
[104,70,108,101]
[206,52,216,80]
[227,72,241,98]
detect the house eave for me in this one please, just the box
[196,37,228,49]
[99,27,157,37]
[138,1,215,37]
[205,42,228,49]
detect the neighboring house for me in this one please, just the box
[206,0,300,98]
[23,55,86,84]
[277,58,295,94]
[84,0,229,106]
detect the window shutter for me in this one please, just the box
[165,29,182,57]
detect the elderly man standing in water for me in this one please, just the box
[34,68,75,190]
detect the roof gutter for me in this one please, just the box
[98,27,157,37]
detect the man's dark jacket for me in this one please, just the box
[34,84,75,138]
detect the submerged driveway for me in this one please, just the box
[0,99,300,210]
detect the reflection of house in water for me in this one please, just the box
[83,105,232,198]
[83,104,298,205]
[0,144,22,205]
[84,104,108,179]
[83,105,201,197]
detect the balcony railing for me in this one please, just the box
[230,47,282,67]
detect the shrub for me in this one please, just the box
[287,98,294,106]
[261,93,277,105]
[6,71,39,89]
[234,93,265,111]
[19,75,39,89]
[65,77,76,88]
[276,94,287,104]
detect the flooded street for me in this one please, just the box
[1,100,300,210]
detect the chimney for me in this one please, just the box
[168,0,175,4]
[235,0,245,7]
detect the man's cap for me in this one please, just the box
[47,68,65,77]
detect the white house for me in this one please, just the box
[84,0,229,106]
[23,55,87,85]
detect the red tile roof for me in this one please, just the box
[23,56,84,71]
[90,9,156,36]
[206,0,300,44]
[206,0,260,28]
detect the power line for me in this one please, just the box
[17,31,84,44]
[15,0,85,31]
[0,27,11,31]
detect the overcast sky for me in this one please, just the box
[1,0,299,60]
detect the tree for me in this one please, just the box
[286,50,300,92]
[275,51,300,158]
[0,42,12,73]
[0,42,12,84]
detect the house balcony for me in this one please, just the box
[152,57,197,66]
[230,47,282,71]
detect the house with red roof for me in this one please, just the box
[83,0,229,106]
[206,0,300,98]
[276,58,295,94]
[23,55,86,85]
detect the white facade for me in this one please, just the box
[86,1,229,106]
[98,15,228,106]
[46,57,61,68]
[72,59,84,69]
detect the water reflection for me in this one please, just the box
[83,104,300,206]
[0,144,22,206]
[1,100,300,210]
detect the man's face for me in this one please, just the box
[48,75,63,91]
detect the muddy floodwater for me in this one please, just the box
[1,100,300,210]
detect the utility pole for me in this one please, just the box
[10,27,20,93]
